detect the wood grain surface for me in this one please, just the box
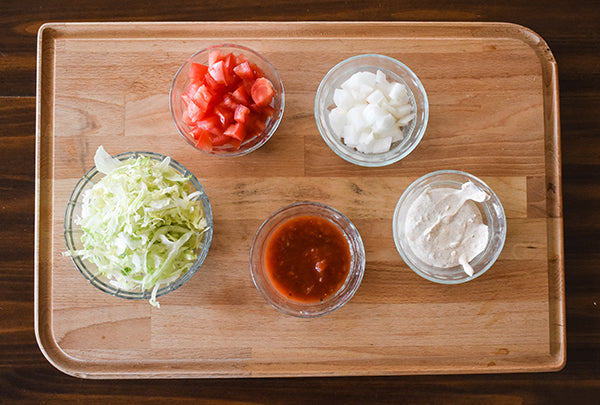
[1,0,599,403]
[35,22,564,378]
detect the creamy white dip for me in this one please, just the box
[405,181,489,276]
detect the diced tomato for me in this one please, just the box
[210,134,231,146]
[181,93,192,107]
[195,116,222,136]
[188,63,208,82]
[190,126,206,140]
[261,104,276,117]
[212,134,242,149]
[191,84,215,114]
[231,85,251,105]
[233,61,255,81]
[222,53,235,69]
[191,127,213,152]
[250,103,276,117]
[251,63,265,78]
[221,94,238,110]
[186,100,204,122]
[222,54,238,84]
[183,81,200,101]
[224,122,246,141]
[228,137,242,150]
[182,108,195,127]
[208,60,228,86]
[234,104,251,123]
[204,74,225,92]
[208,49,223,65]
[241,79,255,95]
[214,105,234,129]
[247,115,267,135]
[179,50,278,152]
[235,54,248,65]
[251,77,275,107]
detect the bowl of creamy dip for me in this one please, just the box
[393,170,506,284]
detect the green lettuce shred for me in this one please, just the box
[68,146,208,307]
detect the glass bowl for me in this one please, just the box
[169,44,285,157]
[64,151,213,301]
[250,202,365,317]
[315,54,428,167]
[393,170,506,284]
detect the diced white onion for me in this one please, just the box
[327,69,414,154]
[333,88,354,111]
[329,107,347,135]
[366,89,385,105]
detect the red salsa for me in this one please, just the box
[264,215,351,303]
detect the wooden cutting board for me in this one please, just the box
[35,21,564,378]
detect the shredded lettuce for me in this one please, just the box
[67,146,209,307]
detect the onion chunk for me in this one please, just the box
[328,69,414,154]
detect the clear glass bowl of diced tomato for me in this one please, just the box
[170,44,285,157]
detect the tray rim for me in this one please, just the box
[34,20,565,379]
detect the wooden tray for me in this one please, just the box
[35,21,565,378]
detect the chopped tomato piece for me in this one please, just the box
[208,60,228,86]
[222,53,235,70]
[188,63,208,82]
[241,79,255,95]
[222,54,237,82]
[208,49,223,65]
[251,63,265,78]
[247,115,267,135]
[191,127,213,151]
[213,134,241,149]
[181,93,192,107]
[251,77,275,107]
[186,100,204,122]
[195,116,222,136]
[228,137,242,150]
[250,103,276,117]
[221,94,238,110]
[204,74,225,92]
[231,85,251,105]
[233,61,255,81]
[182,108,195,126]
[224,122,246,141]
[234,104,251,123]
[214,105,234,128]
[191,84,215,116]
[211,134,231,146]
[235,54,248,65]
[183,81,200,101]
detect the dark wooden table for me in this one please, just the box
[2,1,598,403]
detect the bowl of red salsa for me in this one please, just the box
[170,44,284,157]
[250,202,365,317]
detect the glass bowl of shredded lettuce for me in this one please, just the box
[64,146,213,307]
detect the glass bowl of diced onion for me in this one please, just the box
[314,54,429,167]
